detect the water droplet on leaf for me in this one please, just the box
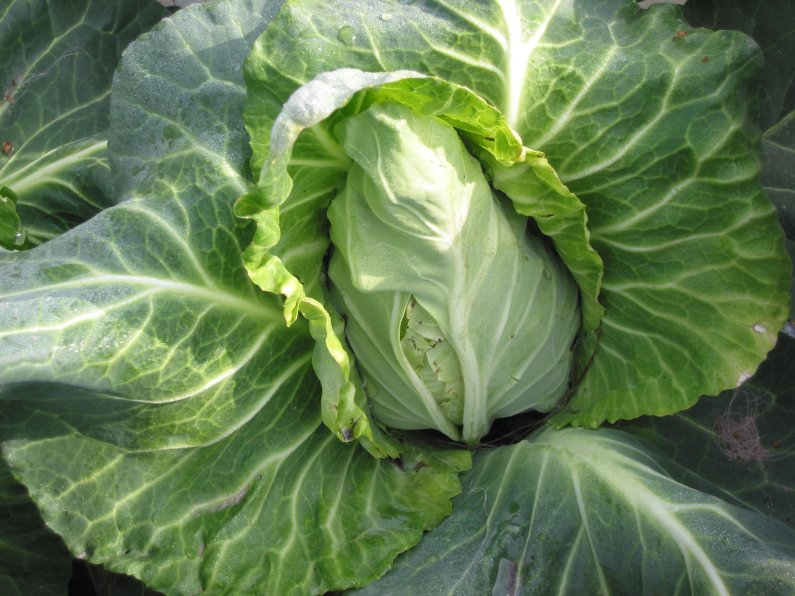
[337,25,357,45]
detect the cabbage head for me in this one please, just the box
[327,102,580,444]
[236,71,605,452]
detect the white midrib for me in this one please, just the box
[596,461,731,595]
[450,248,485,445]
[497,0,563,128]
[533,432,735,595]
[0,138,108,191]
[0,274,283,335]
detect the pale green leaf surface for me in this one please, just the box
[328,103,580,444]
[0,1,467,593]
[481,150,604,333]
[240,72,601,319]
[244,0,789,427]
[356,427,795,595]
[0,0,166,245]
[0,459,72,596]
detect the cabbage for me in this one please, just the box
[235,71,604,452]
[2,1,794,593]
[327,103,579,443]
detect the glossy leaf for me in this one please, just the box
[0,186,27,249]
[358,427,795,595]
[0,1,468,593]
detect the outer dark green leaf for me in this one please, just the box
[763,110,795,239]
[683,0,795,130]
[0,0,166,245]
[624,332,795,531]
[244,0,790,429]
[82,561,165,596]
[762,110,794,318]
[357,427,795,595]
[0,459,72,596]
[0,1,468,593]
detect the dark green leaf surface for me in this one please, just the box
[83,561,165,596]
[683,0,795,130]
[244,0,790,428]
[357,427,795,595]
[763,110,795,239]
[0,1,467,593]
[0,459,72,596]
[624,333,795,531]
[0,0,166,245]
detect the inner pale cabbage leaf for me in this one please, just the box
[328,103,579,444]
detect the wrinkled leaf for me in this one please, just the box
[0,1,468,593]
[683,1,795,318]
[357,427,795,595]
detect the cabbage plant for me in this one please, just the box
[1,0,794,594]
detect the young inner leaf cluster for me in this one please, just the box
[327,102,580,445]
